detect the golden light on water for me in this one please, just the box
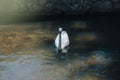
[0,24,54,54]
[87,53,111,66]
[75,33,99,42]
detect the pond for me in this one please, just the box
[0,18,120,80]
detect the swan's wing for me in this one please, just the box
[55,31,70,49]
[55,34,59,49]
[61,31,70,49]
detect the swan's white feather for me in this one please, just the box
[55,31,69,49]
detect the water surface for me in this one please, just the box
[0,20,120,80]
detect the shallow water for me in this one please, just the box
[0,20,120,80]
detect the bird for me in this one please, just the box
[55,28,70,54]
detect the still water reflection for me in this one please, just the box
[0,20,119,80]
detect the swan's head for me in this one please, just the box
[59,28,62,32]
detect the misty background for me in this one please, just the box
[0,0,120,17]
[0,0,120,23]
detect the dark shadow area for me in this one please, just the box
[37,13,120,80]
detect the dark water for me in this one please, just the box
[0,16,120,80]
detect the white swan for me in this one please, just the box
[55,28,70,53]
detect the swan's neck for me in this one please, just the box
[58,31,62,50]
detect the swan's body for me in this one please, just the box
[55,28,70,53]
